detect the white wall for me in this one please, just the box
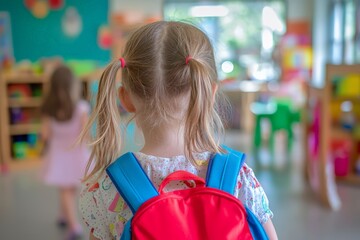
[110,0,163,17]
[111,0,313,20]
[287,0,313,21]
[312,0,328,88]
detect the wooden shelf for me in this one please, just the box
[8,158,42,171]
[1,68,97,171]
[304,64,360,210]
[8,97,42,107]
[328,64,360,188]
[9,124,41,135]
[331,96,360,101]
[336,174,360,185]
[4,73,45,84]
[331,127,354,139]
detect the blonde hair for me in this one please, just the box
[81,21,225,181]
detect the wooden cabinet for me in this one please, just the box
[325,64,360,184]
[0,70,100,170]
[305,64,360,210]
[0,75,6,172]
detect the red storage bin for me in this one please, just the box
[331,138,353,177]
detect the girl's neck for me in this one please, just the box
[140,123,185,158]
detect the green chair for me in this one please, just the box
[251,101,276,149]
[251,98,300,154]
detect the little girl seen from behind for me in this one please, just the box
[80,21,278,240]
[41,65,90,240]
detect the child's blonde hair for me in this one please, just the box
[81,21,225,181]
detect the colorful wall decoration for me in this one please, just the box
[281,21,313,83]
[98,25,112,50]
[62,6,82,37]
[24,0,64,19]
[0,12,13,69]
[0,0,109,62]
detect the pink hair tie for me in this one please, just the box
[185,56,192,65]
[119,58,126,68]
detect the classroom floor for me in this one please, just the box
[1,129,360,240]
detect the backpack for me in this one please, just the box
[106,147,269,240]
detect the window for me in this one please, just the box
[164,0,286,81]
[328,0,358,64]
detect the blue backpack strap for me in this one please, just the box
[246,207,269,240]
[206,147,269,240]
[205,146,245,195]
[106,152,159,214]
[120,220,132,240]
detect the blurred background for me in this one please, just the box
[1,0,360,239]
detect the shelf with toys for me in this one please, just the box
[304,64,360,209]
[326,64,360,184]
[0,71,44,169]
[0,61,101,171]
[8,98,43,108]
[9,123,42,135]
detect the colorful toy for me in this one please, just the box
[13,142,28,160]
[27,134,38,147]
[8,84,32,99]
[12,134,42,159]
[10,108,23,124]
[340,101,355,130]
[66,60,97,77]
[356,157,360,175]
[335,74,360,97]
[10,108,32,124]
[32,85,42,97]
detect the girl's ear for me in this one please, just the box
[119,86,136,112]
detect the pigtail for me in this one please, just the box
[80,61,122,182]
[185,59,224,165]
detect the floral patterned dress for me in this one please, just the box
[79,152,273,240]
